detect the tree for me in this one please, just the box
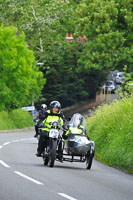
[75,0,133,73]
[0,26,45,111]
[2,0,132,108]
[40,40,90,107]
[0,0,75,63]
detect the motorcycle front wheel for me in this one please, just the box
[44,155,49,166]
[48,139,57,167]
[43,149,49,166]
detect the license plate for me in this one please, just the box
[49,129,59,138]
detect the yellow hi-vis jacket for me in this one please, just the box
[65,126,85,136]
[41,110,63,132]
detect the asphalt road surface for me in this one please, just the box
[0,130,132,200]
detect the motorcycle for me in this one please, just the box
[42,121,63,167]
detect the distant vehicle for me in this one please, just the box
[115,72,125,84]
[102,80,116,93]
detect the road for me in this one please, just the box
[0,130,132,200]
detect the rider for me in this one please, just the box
[33,104,47,138]
[36,100,67,157]
[63,113,89,139]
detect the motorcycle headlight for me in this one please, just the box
[52,121,58,127]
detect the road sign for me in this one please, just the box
[21,106,35,111]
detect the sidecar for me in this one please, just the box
[65,134,90,155]
[62,134,95,169]
[56,113,95,169]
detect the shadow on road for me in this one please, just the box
[53,164,88,171]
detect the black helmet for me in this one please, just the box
[49,101,61,113]
[41,104,47,110]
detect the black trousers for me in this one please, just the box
[37,131,48,154]
[35,120,42,135]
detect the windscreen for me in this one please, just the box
[69,113,85,128]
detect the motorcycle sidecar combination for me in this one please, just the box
[42,113,95,169]
[62,113,95,169]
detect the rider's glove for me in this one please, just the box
[63,125,68,131]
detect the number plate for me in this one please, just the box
[49,129,59,138]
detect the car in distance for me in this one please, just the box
[102,80,116,93]
[115,72,125,84]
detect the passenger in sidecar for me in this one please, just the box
[63,113,89,139]
[62,113,90,155]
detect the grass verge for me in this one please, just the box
[86,95,133,174]
[0,109,34,130]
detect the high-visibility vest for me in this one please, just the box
[66,127,84,136]
[42,110,63,132]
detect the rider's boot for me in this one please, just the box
[34,133,38,138]
[36,152,42,157]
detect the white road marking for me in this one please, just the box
[14,171,44,185]
[58,193,78,200]
[3,142,10,146]
[28,138,35,140]
[19,139,27,141]
[12,140,19,142]
[19,139,25,141]
[0,160,11,168]
[0,145,3,149]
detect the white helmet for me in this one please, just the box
[41,104,47,109]
[69,113,85,128]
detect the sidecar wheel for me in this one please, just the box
[86,152,93,170]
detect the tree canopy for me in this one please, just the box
[0,0,132,109]
[75,0,133,73]
[0,26,45,110]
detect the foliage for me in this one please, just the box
[86,95,133,173]
[0,26,45,110]
[0,0,75,59]
[0,0,132,108]
[9,109,34,128]
[75,0,133,72]
[0,109,34,130]
[119,66,133,96]
[0,111,15,129]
